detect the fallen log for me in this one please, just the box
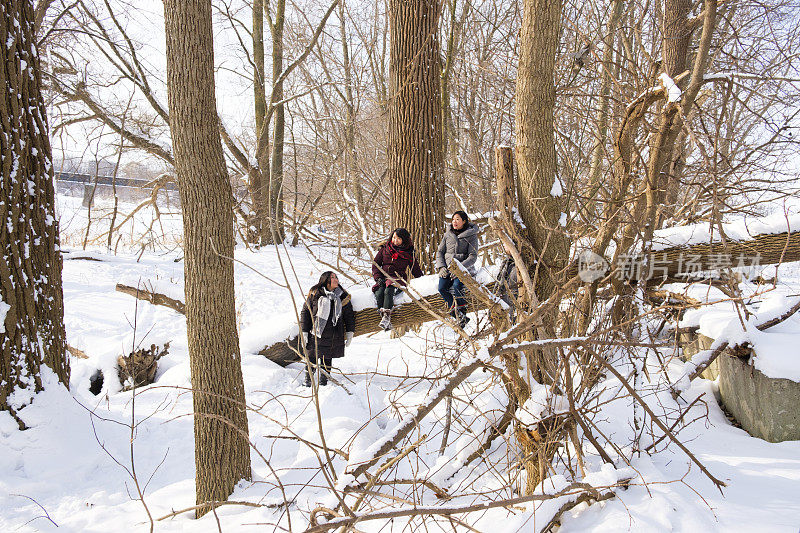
[115,283,186,314]
[262,229,800,367]
[259,275,499,367]
[564,230,800,282]
[653,230,800,278]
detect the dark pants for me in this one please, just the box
[374,285,397,310]
[305,356,333,386]
[438,276,466,313]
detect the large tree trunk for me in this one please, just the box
[515,0,569,303]
[643,0,716,242]
[388,0,445,272]
[1,0,69,427]
[513,0,569,494]
[163,0,251,515]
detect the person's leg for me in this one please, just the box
[452,278,470,326]
[320,357,332,386]
[381,286,397,329]
[452,278,467,311]
[375,285,386,309]
[438,276,454,311]
[385,285,396,309]
[304,354,314,387]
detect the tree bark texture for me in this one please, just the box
[514,0,570,494]
[662,0,691,80]
[388,0,445,272]
[249,0,269,244]
[514,0,569,302]
[162,0,251,515]
[1,0,69,424]
[267,0,287,243]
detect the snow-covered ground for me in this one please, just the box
[2,196,800,532]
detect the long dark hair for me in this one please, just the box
[452,210,470,225]
[389,227,412,249]
[309,271,337,294]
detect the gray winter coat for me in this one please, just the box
[435,223,480,275]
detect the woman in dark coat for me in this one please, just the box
[300,271,355,387]
[372,228,424,330]
[436,211,480,327]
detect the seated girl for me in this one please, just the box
[372,228,424,330]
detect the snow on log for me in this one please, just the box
[564,229,800,281]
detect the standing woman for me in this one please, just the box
[300,271,355,387]
[372,228,424,330]
[436,211,480,327]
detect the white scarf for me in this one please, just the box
[314,286,343,337]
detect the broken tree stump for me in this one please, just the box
[118,342,170,390]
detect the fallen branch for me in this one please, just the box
[67,344,89,359]
[755,297,800,331]
[157,499,285,521]
[304,482,615,533]
[539,480,625,532]
[115,283,185,315]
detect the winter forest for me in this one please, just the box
[2,0,800,531]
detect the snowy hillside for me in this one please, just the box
[2,194,800,532]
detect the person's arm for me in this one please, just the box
[372,246,385,282]
[300,296,313,345]
[411,256,423,278]
[300,296,312,331]
[343,300,355,332]
[435,236,447,271]
[343,300,355,346]
[461,233,479,271]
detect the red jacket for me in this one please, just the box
[372,242,423,290]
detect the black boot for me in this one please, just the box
[456,307,470,328]
[319,372,328,386]
[303,369,312,387]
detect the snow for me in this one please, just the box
[676,280,800,382]
[3,193,800,532]
[0,299,9,333]
[651,208,800,251]
[658,72,682,103]
[550,177,563,197]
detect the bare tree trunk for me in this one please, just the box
[250,0,269,244]
[388,0,445,272]
[254,0,267,136]
[1,0,69,427]
[514,0,569,494]
[584,0,625,219]
[515,0,569,303]
[441,0,467,200]
[268,0,287,243]
[163,0,251,515]
[339,0,366,219]
[644,0,717,241]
